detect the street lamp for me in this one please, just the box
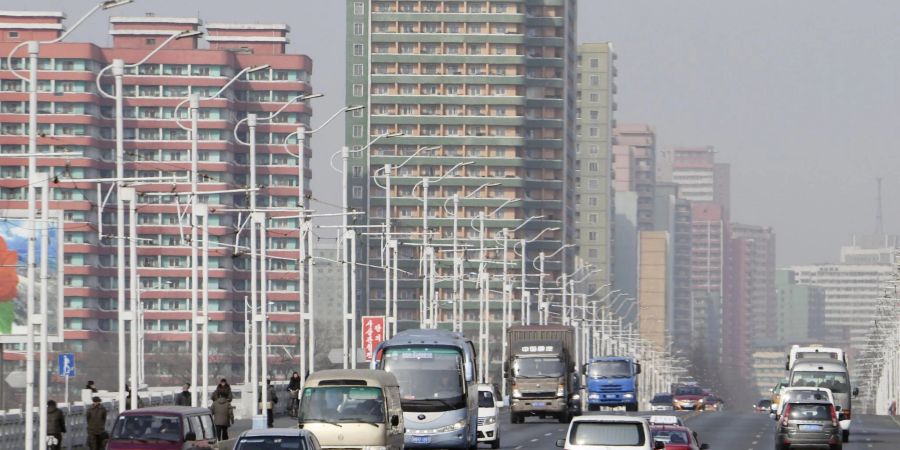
[371,145,440,337]
[6,1,134,447]
[412,161,474,328]
[533,243,575,325]
[512,227,559,325]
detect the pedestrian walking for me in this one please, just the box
[212,378,233,402]
[46,400,66,450]
[86,396,108,450]
[125,384,143,410]
[287,371,302,417]
[210,396,233,440]
[259,379,278,428]
[175,383,192,406]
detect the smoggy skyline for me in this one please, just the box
[19,0,900,265]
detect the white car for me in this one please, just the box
[774,387,835,420]
[557,415,665,450]
[477,384,501,449]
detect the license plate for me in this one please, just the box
[411,436,432,444]
[532,402,546,407]
[799,424,822,432]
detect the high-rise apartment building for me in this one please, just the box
[791,260,895,353]
[613,124,656,230]
[775,269,826,344]
[652,182,692,352]
[658,146,728,209]
[689,202,726,358]
[345,0,577,366]
[574,42,614,292]
[637,231,668,349]
[0,12,313,385]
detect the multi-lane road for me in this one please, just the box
[490,410,900,450]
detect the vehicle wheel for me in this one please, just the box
[842,429,849,443]
[588,404,599,412]
[625,403,638,412]
[830,445,842,450]
[510,412,519,424]
[558,412,570,423]
[491,437,500,449]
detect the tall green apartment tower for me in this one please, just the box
[345,0,577,364]
[574,43,615,292]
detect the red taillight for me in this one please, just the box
[781,404,791,427]
[830,405,839,427]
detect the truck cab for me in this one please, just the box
[584,357,641,411]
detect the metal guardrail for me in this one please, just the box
[0,382,291,450]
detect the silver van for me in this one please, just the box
[789,359,858,442]
[299,369,405,450]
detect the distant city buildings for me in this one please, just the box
[0,11,313,385]
[344,0,577,379]
[575,42,615,293]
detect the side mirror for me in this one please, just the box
[752,404,757,409]
[852,387,859,397]
[495,401,503,409]
[185,431,197,441]
[390,415,400,427]
[635,363,642,375]
[835,405,841,411]
[503,362,508,378]
[464,361,474,382]
[769,413,775,420]
[654,441,666,450]
[700,444,710,450]
[555,439,565,448]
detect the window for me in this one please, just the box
[590,75,600,86]
[353,64,364,76]
[352,125,363,138]
[354,23,364,36]
[352,185,363,199]
[353,44,364,56]
[352,84,363,97]
[590,58,600,68]
[8,31,18,38]
[353,2,364,15]
[352,166,363,178]
[145,38,156,45]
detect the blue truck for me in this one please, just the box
[583,357,641,411]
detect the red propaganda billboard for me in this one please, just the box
[362,316,385,362]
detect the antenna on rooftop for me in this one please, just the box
[875,177,884,239]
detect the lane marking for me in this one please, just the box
[751,440,757,445]
[544,432,552,436]
[530,438,538,442]
[515,446,522,449]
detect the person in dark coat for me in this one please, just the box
[287,372,302,417]
[210,396,233,440]
[175,383,192,406]
[258,379,278,428]
[125,385,143,410]
[85,380,98,393]
[46,400,66,450]
[86,396,108,450]
[211,378,233,402]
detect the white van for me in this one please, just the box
[789,359,858,442]
[557,415,664,450]
[477,384,501,449]
[298,369,405,450]
[786,345,846,371]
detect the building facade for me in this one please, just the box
[775,269,826,345]
[0,12,313,386]
[574,42,615,293]
[344,0,578,377]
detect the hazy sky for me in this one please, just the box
[23,0,900,265]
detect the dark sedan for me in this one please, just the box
[775,401,842,450]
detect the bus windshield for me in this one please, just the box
[382,346,466,412]
[298,386,386,424]
[790,371,850,393]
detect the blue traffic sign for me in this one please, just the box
[58,353,75,377]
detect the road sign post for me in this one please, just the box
[361,316,385,362]
[58,353,74,404]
